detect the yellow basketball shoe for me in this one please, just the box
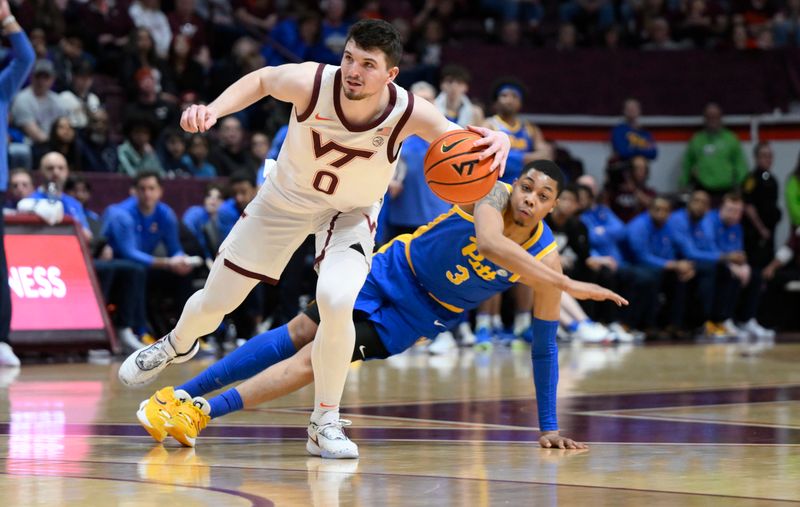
[136,386,191,443]
[165,396,211,447]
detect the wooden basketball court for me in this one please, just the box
[1,339,798,506]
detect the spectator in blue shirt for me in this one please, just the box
[576,175,658,338]
[0,7,35,366]
[102,171,194,334]
[180,133,217,177]
[611,98,657,161]
[31,151,91,238]
[626,196,713,335]
[183,183,225,261]
[219,170,258,240]
[704,193,773,338]
[668,190,744,337]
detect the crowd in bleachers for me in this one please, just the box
[3,0,800,358]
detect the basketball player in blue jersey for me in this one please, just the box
[137,160,627,451]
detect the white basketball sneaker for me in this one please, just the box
[118,332,199,387]
[307,419,359,459]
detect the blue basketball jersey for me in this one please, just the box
[357,184,557,354]
[488,115,536,184]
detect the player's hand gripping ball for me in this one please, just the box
[424,129,499,205]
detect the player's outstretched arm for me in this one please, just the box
[473,183,628,306]
[181,62,319,133]
[407,97,511,175]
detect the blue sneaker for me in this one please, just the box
[474,327,493,352]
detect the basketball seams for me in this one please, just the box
[427,169,498,187]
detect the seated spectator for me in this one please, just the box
[102,171,195,334]
[129,0,172,58]
[74,0,134,74]
[57,60,102,130]
[577,176,656,338]
[262,10,325,66]
[65,175,149,352]
[611,98,657,161]
[50,30,93,92]
[118,117,164,176]
[668,190,744,336]
[546,184,613,341]
[81,109,119,172]
[209,116,257,177]
[626,196,714,336]
[158,129,190,175]
[435,65,479,127]
[787,152,800,228]
[762,224,800,327]
[772,0,800,47]
[642,17,689,49]
[120,28,173,101]
[743,142,782,268]
[32,116,86,172]
[166,34,208,101]
[675,0,728,48]
[249,132,270,167]
[181,134,217,177]
[607,156,657,222]
[16,0,65,45]
[29,152,91,238]
[124,66,179,139]
[7,169,34,209]
[168,0,209,54]
[681,103,748,202]
[232,0,277,38]
[219,170,258,238]
[317,0,353,64]
[11,59,65,144]
[559,0,616,46]
[704,194,773,338]
[183,183,225,260]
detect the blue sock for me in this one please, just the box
[532,318,559,432]
[207,388,244,419]
[177,324,297,397]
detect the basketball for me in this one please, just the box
[424,129,498,205]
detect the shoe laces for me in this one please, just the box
[317,419,352,441]
[177,401,209,432]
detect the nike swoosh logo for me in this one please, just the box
[154,394,167,406]
[441,138,467,153]
[359,345,367,359]
[434,320,447,329]
[310,434,320,446]
[315,113,333,121]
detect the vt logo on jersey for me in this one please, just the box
[311,130,375,168]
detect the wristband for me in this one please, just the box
[2,16,16,27]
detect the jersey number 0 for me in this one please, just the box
[311,130,375,196]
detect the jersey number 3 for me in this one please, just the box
[311,130,375,195]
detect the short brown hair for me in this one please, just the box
[345,19,403,68]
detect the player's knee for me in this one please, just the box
[315,290,356,317]
[287,315,317,348]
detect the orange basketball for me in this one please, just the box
[424,129,498,205]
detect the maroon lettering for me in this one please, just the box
[312,130,375,168]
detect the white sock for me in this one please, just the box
[311,407,339,426]
[476,313,491,331]
[492,314,503,331]
[513,312,531,336]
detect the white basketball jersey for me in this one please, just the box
[268,63,414,212]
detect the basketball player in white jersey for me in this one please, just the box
[118,20,510,459]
